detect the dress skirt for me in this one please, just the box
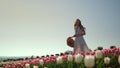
[73,27,89,53]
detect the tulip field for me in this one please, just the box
[0,47,120,68]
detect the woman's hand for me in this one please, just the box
[72,34,77,37]
[72,35,76,37]
[81,29,86,35]
[72,34,82,37]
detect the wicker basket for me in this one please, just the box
[66,37,74,47]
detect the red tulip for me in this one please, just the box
[90,51,95,56]
[80,52,85,57]
[108,49,112,54]
[86,51,91,55]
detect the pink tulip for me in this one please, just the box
[102,49,109,56]
[45,59,51,64]
[32,60,39,65]
[16,63,22,67]
[118,47,120,53]
[5,65,11,68]
[49,56,56,62]
[43,57,49,62]
[115,49,119,55]
[11,64,16,68]
[17,62,24,67]
[72,54,76,59]
[112,48,117,53]
[50,58,56,62]
[108,49,112,54]
[102,50,105,56]
[62,55,68,60]
[30,60,35,64]
[50,56,56,59]
[20,63,25,67]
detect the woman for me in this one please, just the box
[72,19,89,53]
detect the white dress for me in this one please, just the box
[74,27,89,53]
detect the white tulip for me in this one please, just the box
[33,65,38,68]
[104,57,110,64]
[75,54,83,63]
[84,55,95,68]
[67,54,73,62]
[118,55,120,64]
[25,63,30,68]
[56,56,63,64]
[39,59,44,66]
[95,50,102,59]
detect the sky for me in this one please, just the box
[0,0,120,56]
